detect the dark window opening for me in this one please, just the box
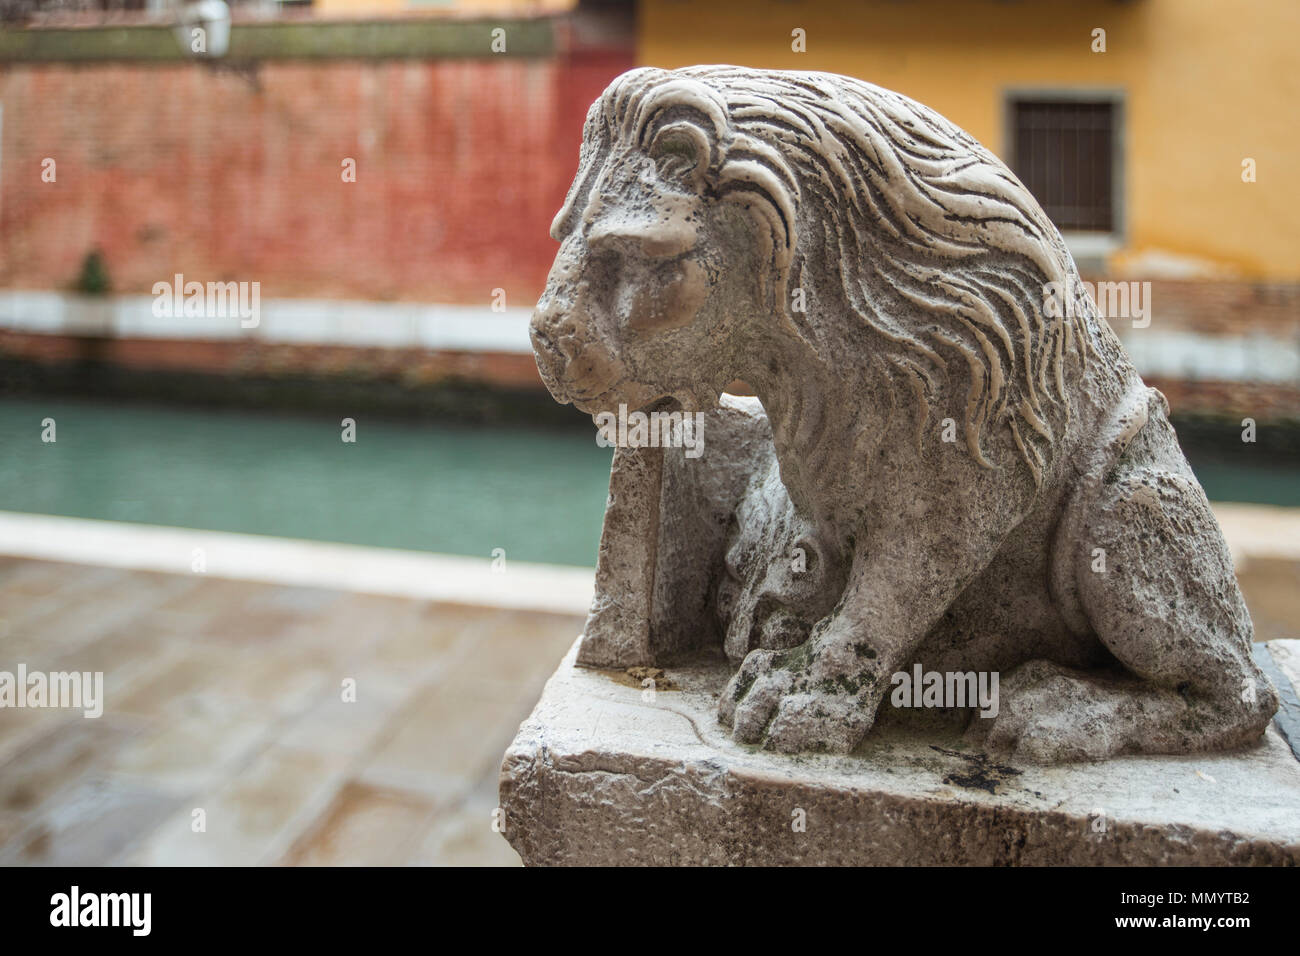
[1010,99,1116,233]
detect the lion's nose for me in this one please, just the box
[529,309,574,404]
[530,302,564,356]
[531,290,585,355]
[528,318,558,362]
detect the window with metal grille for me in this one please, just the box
[1010,99,1117,234]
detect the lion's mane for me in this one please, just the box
[556,66,1104,483]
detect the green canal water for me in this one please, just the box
[0,397,1296,568]
[0,398,612,568]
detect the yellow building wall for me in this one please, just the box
[639,0,1300,280]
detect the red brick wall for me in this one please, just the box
[0,46,632,306]
[1079,276,1300,337]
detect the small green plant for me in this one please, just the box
[73,249,111,296]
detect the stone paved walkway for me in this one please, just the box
[0,557,582,866]
[1,538,1295,867]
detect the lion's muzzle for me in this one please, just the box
[530,251,635,413]
[528,313,574,406]
[529,306,630,413]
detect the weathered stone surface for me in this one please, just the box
[579,396,774,667]
[499,638,1300,866]
[529,66,1279,761]
[576,443,663,668]
[1267,639,1300,688]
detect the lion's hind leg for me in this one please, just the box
[967,658,1195,762]
[1077,462,1276,750]
[979,457,1278,762]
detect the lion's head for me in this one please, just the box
[532,66,1096,482]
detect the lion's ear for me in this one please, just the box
[648,122,711,191]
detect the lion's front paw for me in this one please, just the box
[719,648,871,753]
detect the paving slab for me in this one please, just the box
[0,557,583,866]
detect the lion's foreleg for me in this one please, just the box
[722,534,1002,753]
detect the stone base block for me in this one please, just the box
[499,638,1300,866]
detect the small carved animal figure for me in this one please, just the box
[713,420,847,663]
[530,66,1278,761]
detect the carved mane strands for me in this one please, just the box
[586,66,1097,480]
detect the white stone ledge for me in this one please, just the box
[0,504,1292,615]
[1213,502,1300,566]
[1116,328,1300,385]
[0,291,535,354]
[0,510,593,616]
[3,291,1300,382]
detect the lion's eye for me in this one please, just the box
[654,152,694,181]
[647,126,705,188]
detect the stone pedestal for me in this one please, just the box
[499,638,1300,866]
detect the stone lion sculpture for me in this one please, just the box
[529,65,1278,762]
